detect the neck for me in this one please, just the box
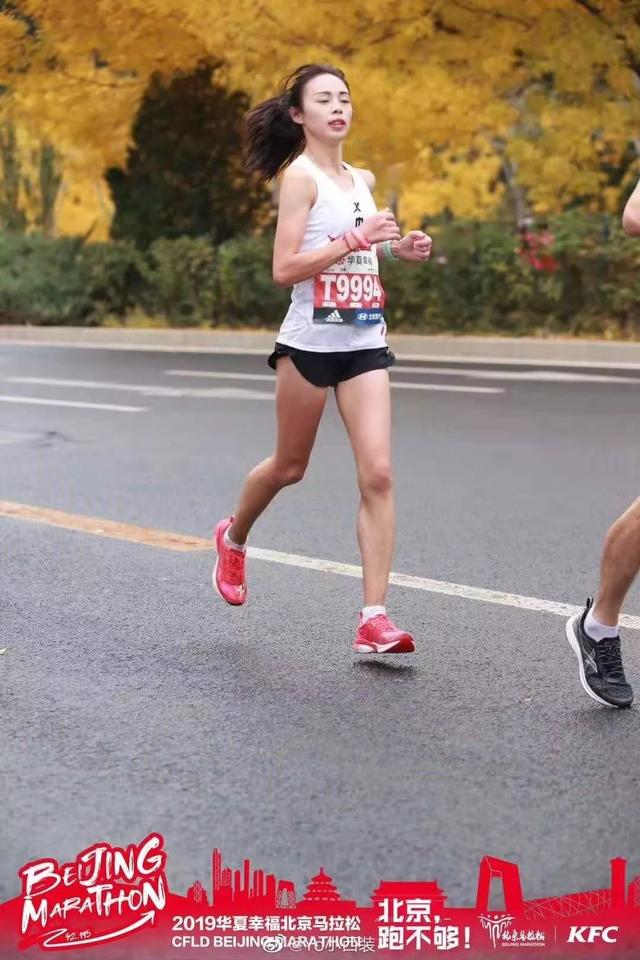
[303,136,344,173]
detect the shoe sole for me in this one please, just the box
[565,615,625,708]
[212,524,246,607]
[353,637,416,655]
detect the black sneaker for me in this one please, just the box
[565,598,634,708]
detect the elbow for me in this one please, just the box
[272,263,291,287]
[622,210,640,237]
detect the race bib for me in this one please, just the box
[313,270,385,326]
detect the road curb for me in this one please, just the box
[3,325,640,365]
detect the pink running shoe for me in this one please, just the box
[353,613,415,654]
[213,517,247,606]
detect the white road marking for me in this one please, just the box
[0,395,145,412]
[5,338,640,371]
[247,546,640,630]
[165,369,275,382]
[163,369,503,395]
[3,497,639,629]
[6,374,502,397]
[390,381,502,394]
[392,365,640,384]
[4,377,273,401]
[0,429,42,444]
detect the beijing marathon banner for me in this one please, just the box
[0,833,638,958]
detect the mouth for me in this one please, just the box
[329,120,346,129]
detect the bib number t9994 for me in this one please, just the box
[313,271,385,326]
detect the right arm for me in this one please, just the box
[622,177,640,236]
[272,166,400,287]
[272,167,350,287]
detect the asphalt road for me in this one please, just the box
[2,342,640,922]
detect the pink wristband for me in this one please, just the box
[343,231,358,252]
[330,231,369,253]
[350,227,371,251]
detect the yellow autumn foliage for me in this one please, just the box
[0,0,639,236]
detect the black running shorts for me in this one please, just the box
[267,342,396,389]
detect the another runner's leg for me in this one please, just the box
[565,497,639,707]
[335,368,414,654]
[213,357,328,605]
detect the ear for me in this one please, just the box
[289,107,304,127]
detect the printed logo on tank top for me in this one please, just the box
[313,247,385,327]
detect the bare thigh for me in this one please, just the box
[334,369,392,480]
[274,356,328,471]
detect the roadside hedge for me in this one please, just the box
[2,214,640,337]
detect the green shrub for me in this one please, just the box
[0,233,147,325]
[3,213,640,337]
[382,213,640,338]
[0,233,93,324]
[215,231,289,327]
[146,236,218,326]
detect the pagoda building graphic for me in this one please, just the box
[300,868,358,913]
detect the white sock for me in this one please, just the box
[361,605,386,623]
[224,528,246,552]
[584,608,618,642]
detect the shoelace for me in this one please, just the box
[596,637,625,679]
[224,546,246,584]
[365,614,393,632]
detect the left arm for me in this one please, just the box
[356,167,432,263]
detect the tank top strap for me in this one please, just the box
[291,153,323,184]
[342,161,370,196]
[292,155,369,199]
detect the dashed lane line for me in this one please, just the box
[0,395,146,412]
[6,375,503,397]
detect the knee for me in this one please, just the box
[612,497,640,536]
[272,460,307,487]
[358,460,393,498]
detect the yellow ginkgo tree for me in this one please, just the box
[0,0,639,236]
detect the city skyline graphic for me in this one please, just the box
[183,847,640,923]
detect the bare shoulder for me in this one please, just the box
[354,167,376,191]
[279,162,316,203]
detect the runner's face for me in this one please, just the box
[293,74,352,142]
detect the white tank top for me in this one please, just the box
[276,154,388,352]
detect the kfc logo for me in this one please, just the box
[567,926,618,944]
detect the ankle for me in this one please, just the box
[361,604,386,624]
[225,526,246,551]
[585,606,618,641]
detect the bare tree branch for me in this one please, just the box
[448,0,533,29]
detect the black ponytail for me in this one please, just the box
[244,63,349,181]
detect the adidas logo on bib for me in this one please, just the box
[324,310,343,324]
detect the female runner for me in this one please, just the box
[213,63,432,654]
